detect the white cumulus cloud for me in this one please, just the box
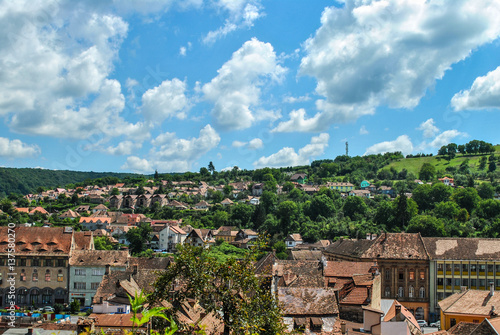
[0,137,40,158]
[203,0,263,44]
[253,133,329,168]
[203,38,286,130]
[141,78,189,124]
[451,66,500,111]
[364,135,413,156]
[283,0,500,131]
[417,119,440,138]
[429,130,466,148]
[122,124,220,173]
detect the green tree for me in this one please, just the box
[208,161,215,174]
[94,236,114,250]
[419,163,436,181]
[477,183,495,199]
[125,223,153,255]
[407,215,445,237]
[305,194,336,221]
[489,161,497,173]
[150,244,284,334]
[452,187,481,214]
[394,194,418,229]
[433,201,460,220]
[476,199,500,220]
[342,196,367,220]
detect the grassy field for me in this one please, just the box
[380,145,500,176]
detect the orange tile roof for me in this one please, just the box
[0,226,74,255]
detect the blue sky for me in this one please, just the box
[1,0,500,174]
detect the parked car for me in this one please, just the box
[430,320,440,328]
[417,320,428,328]
[42,306,54,312]
[3,305,20,310]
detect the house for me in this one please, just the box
[290,173,307,184]
[68,250,129,307]
[185,229,215,248]
[278,287,338,333]
[194,200,210,210]
[360,180,371,189]
[0,226,94,307]
[252,183,264,196]
[231,229,259,249]
[439,177,455,187]
[92,204,109,215]
[136,194,152,208]
[249,197,260,205]
[92,257,171,314]
[422,237,500,321]
[438,286,500,330]
[221,198,234,206]
[363,300,423,335]
[378,185,396,197]
[75,205,91,214]
[159,225,187,252]
[150,194,168,207]
[285,234,303,248]
[349,189,371,198]
[109,195,123,209]
[79,217,111,231]
[327,182,355,192]
[324,233,430,322]
[59,209,80,219]
[214,228,238,243]
[288,250,323,261]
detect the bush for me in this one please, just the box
[70,299,80,314]
[54,303,63,314]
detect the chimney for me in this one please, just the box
[395,304,404,321]
[105,264,110,275]
[491,282,495,296]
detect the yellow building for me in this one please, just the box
[438,287,500,330]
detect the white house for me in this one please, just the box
[159,225,187,252]
[285,234,303,249]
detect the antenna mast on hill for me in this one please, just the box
[346,141,349,157]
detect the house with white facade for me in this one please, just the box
[69,250,129,307]
[159,225,187,252]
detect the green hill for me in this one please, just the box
[0,168,137,197]
[380,145,500,176]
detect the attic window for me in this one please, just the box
[98,257,102,260]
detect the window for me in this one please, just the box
[479,264,486,274]
[19,258,27,266]
[399,271,404,281]
[44,259,53,267]
[91,282,100,290]
[471,264,477,273]
[75,269,86,276]
[409,286,414,298]
[385,287,391,297]
[488,264,494,274]
[471,279,477,288]
[32,259,40,267]
[45,270,51,282]
[419,287,425,298]
[450,318,457,327]
[419,271,425,280]
[93,269,104,276]
[57,259,66,267]
[57,269,63,282]
[437,263,444,272]
[454,264,461,274]
[462,278,469,287]
[437,278,444,286]
[385,269,391,280]
[74,282,86,290]
[32,269,38,281]
[454,278,461,286]
[117,308,124,313]
[479,279,486,288]
[42,289,52,305]
[17,288,27,304]
[398,287,404,298]
[31,289,40,304]
[462,263,469,273]
[20,270,26,281]
[445,264,452,273]
[496,264,500,273]
[409,271,415,281]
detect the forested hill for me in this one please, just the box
[0,168,136,197]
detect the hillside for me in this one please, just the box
[380,145,500,176]
[0,168,137,197]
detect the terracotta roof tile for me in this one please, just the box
[278,287,338,315]
[69,250,129,266]
[423,237,500,260]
